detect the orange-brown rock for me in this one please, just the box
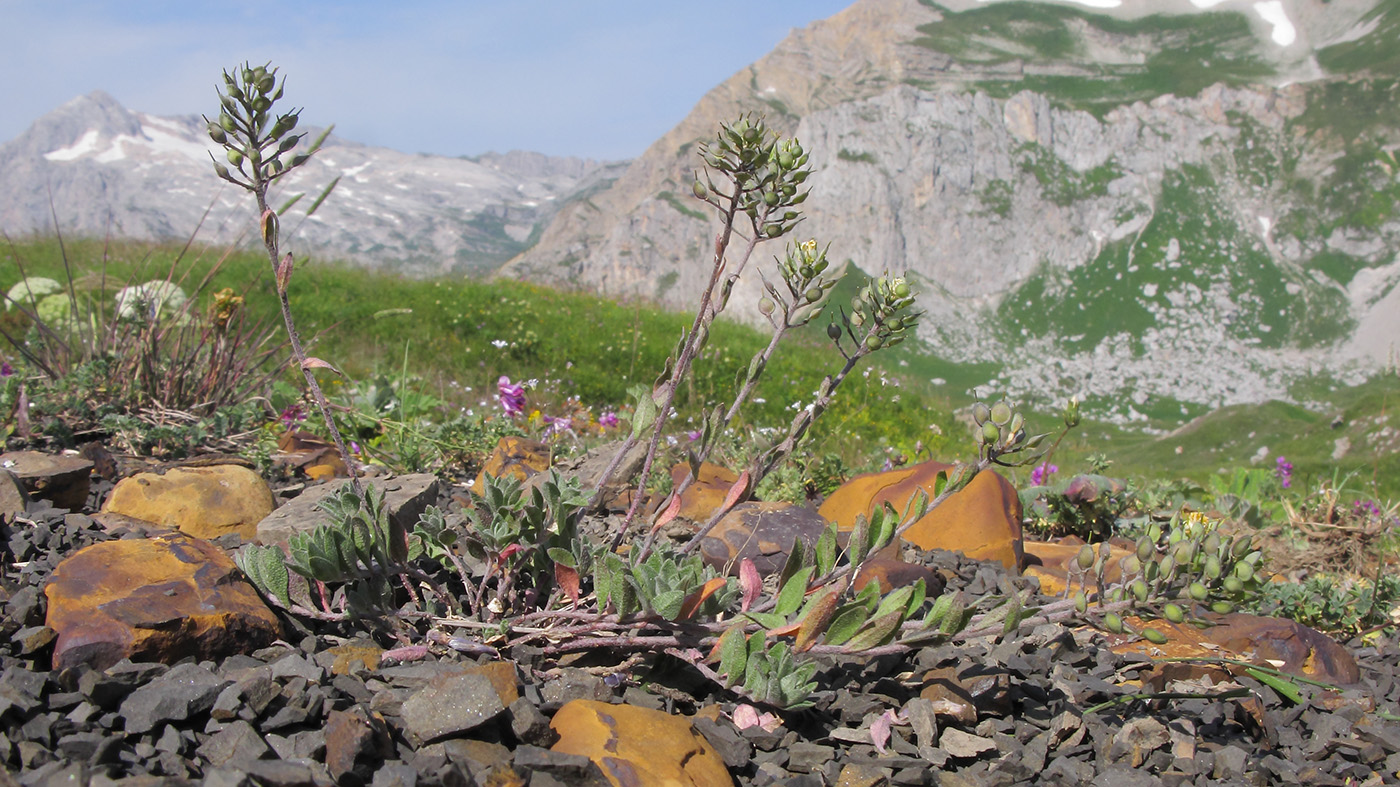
[1022,539,1133,596]
[276,430,348,480]
[697,500,827,575]
[0,450,93,510]
[45,532,280,671]
[819,461,1023,570]
[852,555,943,596]
[103,464,274,541]
[1110,613,1359,686]
[474,436,550,492]
[326,644,384,676]
[551,700,733,787]
[670,462,740,523]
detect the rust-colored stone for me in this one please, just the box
[819,461,1023,570]
[325,706,392,785]
[697,501,828,575]
[0,450,93,510]
[917,667,978,725]
[276,430,348,479]
[852,556,943,596]
[551,700,733,787]
[44,532,280,671]
[474,436,550,493]
[103,464,274,541]
[470,660,521,707]
[326,644,384,676]
[1110,613,1359,686]
[670,462,740,523]
[1022,539,1132,596]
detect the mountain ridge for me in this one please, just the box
[0,90,626,276]
[501,0,1400,422]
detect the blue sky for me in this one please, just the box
[2,1,854,160]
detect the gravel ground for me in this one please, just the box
[3,480,1400,786]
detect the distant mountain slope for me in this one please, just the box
[502,0,1400,422]
[0,91,627,276]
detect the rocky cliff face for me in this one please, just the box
[503,0,1400,421]
[0,91,626,276]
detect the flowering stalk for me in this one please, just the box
[593,115,812,542]
[205,62,360,495]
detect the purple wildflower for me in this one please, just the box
[497,376,526,418]
[0,361,12,377]
[543,415,573,439]
[686,429,703,442]
[279,404,305,429]
[1274,456,1293,489]
[598,411,619,429]
[1030,462,1058,486]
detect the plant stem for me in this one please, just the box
[252,189,362,497]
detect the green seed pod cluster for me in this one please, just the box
[836,270,923,358]
[203,61,311,191]
[1080,509,1270,641]
[764,239,838,327]
[968,397,1039,463]
[695,114,811,241]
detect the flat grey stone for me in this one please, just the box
[399,672,505,746]
[202,719,271,768]
[119,662,228,734]
[257,474,438,551]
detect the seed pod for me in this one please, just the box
[1233,562,1254,583]
[1188,582,1209,601]
[980,422,1000,444]
[1211,600,1233,614]
[1148,522,1162,543]
[1231,535,1253,558]
[1164,603,1186,623]
[805,287,822,304]
[1076,545,1095,571]
[990,400,1012,426]
[207,122,227,145]
[759,298,774,316]
[1144,559,1159,583]
[1130,580,1149,603]
[1074,591,1088,614]
[865,334,884,350]
[1142,627,1168,645]
[893,280,911,298]
[1136,536,1154,563]
[692,180,708,199]
[765,224,782,238]
[972,402,991,425]
[1223,576,1244,595]
[1103,613,1124,634]
[1203,533,1221,555]
[1203,556,1222,580]
[227,149,244,167]
[826,323,841,341]
[220,113,237,133]
[1124,555,1142,575]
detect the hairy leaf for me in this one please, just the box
[794,588,840,652]
[739,558,762,612]
[775,566,815,618]
[823,604,869,646]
